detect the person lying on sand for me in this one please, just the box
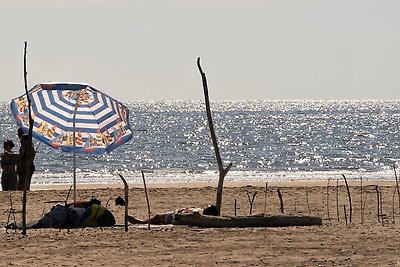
[128,204,218,225]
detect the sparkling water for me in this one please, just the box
[1,100,400,185]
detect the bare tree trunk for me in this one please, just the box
[197,57,232,215]
[22,41,34,236]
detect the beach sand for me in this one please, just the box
[1,180,400,266]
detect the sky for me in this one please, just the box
[1,0,400,101]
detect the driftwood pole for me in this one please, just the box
[118,174,129,232]
[263,182,268,215]
[141,171,151,230]
[22,41,34,235]
[246,191,257,215]
[375,185,380,223]
[394,165,400,213]
[342,174,352,223]
[360,176,363,224]
[277,189,284,213]
[326,178,331,221]
[234,199,237,216]
[197,57,232,215]
[336,179,340,223]
[379,190,384,224]
[362,190,369,224]
[392,188,396,224]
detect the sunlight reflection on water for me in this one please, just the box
[1,100,400,185]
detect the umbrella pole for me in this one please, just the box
[73,102,78,203]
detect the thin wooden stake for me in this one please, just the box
[360,176,363,224]
[141,171,151,230]
[375,185,380,223]
[326,178,331,221]
[246,191,257,215]
[379,190,384,225]
[342,174,352,223]
[344,205,348,226]
[277,189,284,213]
[392,188,396,224]
[118,174,129,232]
[394,165,400,214]
[234,199,237,216]
[336,179,340,223]
[263,182,268,215]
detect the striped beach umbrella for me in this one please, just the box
[10,82,133,200]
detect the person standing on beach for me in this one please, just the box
[1,140,19,191]
[16,128,36,191]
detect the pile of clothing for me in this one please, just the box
[32,197,115,229]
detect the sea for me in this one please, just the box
[1,100,400,186]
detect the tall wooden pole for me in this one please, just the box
[197,57,232,216]
[22,41,34,235]
[141,171,151,230]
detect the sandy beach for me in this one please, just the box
[1,180,400,266]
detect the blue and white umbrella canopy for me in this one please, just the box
[10,82,133,154]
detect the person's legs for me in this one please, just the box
[128,214,169,225]
[150,214,168,224]
[17,172,26,191]
[8,173,17,191]
[26,165,35,191]
[1,174,7,191]
[2,173,18,191]
[25,171,33,191]
[127,215,146,224]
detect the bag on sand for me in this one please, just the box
[82,204,115,227]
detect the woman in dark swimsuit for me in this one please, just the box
[1,140,18,191]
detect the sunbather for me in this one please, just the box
[128,204,218,225]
